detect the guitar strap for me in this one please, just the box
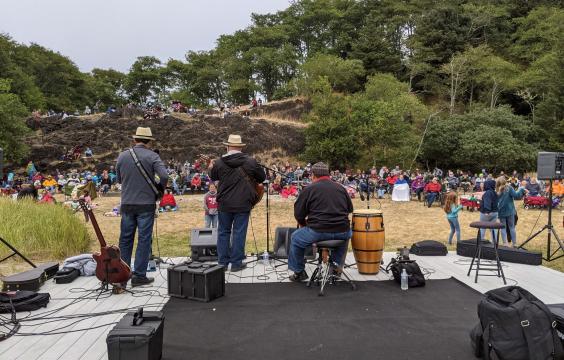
[237,167,258,194]
[128,148,160,198]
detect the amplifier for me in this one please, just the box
[273,227,314,259]
[107,309,164,360]
[190,228,217,261]
[167,262,224,302]
[456,239,542,265]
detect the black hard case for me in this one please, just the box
[1,262,59,291]
[107,311,164,360]
[167,262,225,302]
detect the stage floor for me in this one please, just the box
[1,252,563,359]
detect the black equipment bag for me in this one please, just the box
[107,309,164,360]
[471,286,564,360]
[54,267,80,284]
[2,268,46,292]
[387,259,425,288]
[547,304,564,347]
[0,291,50,313]
[410,240,447,256]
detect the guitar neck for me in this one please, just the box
[87,210,107,248]
[79,200,107,248]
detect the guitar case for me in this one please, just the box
[1,262,60,291]
[2,268,46,292]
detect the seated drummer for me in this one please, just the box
[288,162,354,282]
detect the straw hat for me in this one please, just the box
[133,127,155,141]
[223,134,245,147]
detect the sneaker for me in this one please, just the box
[229,263,247,272]
[131,276,155,287]
[289,270,308,282]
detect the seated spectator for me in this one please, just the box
[99,172,112,195]
[39,190,56,204]
[474,173,486,191]
[445,171,459,190]
[525,177,542,196]
[424,177,442,208]
[411,175,425,201]
[281,184,298,198]
[191,173,202,192]
[159,189,178,212]
[42,175,57,193]
[549,179,564,197]
[84,147,93,157]
[17,184,38,201]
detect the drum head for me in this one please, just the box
[353,209,383,216]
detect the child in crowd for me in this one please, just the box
[159,189,178,212]
[203,183,218,228]
[443,192,462,245]
[496,177,527,246]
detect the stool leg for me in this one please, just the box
[319,256,330,296]
[468,229,481,277]
[493,229,507,285]
[307,253,322,288]
[475,230,482,283]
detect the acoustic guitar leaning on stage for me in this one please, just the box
[78,199,131,284]
[198,154,264,207]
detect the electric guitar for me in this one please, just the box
[198,154,264,207]
[78,199,131,284]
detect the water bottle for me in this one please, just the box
[401,269,408,290]
[261,250,270,266]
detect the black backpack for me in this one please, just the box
[470,286,564,360]
[387,259,425,288]
[0,291,50,313]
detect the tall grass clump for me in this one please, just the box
[0,197,91,260]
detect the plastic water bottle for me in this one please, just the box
[401,269,408,290]
[261,251,270,266]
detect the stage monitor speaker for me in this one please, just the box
[190,228,217,261]
[537,152,564,180]
[456,239,542,265]
[273,227,314,259]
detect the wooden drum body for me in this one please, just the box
[351,209,385,274]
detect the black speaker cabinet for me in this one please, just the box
[273,227,314,259]
[537,152,564,180]
[190,228,217,261]
[456,239,542,265]
[167,262,225,302]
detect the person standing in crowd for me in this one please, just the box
[116,127,168,287]
[203,183,219,228]
[443,192,462,245]
[479,179,498,240]
[496,177,527,247]
[210,134,265,271]
[288,162,354,282]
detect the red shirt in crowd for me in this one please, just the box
[424,182,441,193]
[160,193,177,208]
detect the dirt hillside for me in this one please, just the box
[24,112,306,171]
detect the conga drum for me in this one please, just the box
[351,209,385,274]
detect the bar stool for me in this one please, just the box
[307,239,356,296]
[467,221,507,285]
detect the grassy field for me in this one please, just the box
[84,193,563,272]
[1,193,562,275]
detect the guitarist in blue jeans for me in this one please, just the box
[210,135,265,272]
[116,127,168,287]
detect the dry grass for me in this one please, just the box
[84,194,564,272]
[251,114,308,127]
[1,194,562,275]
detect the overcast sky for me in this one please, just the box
[1,0,291,72]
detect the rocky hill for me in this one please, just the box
[24,111,306,172]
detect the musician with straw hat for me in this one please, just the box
[209,134,266,272]
[116,126,168,287]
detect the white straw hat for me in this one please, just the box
[132,127,155,140]
[223,134,245,147]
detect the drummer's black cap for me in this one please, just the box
[312,162,329,177]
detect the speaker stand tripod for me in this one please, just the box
[519,180,564,261]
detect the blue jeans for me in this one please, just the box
[288,227,352,273]
[479,212,498,240]
[205,214,218,228]
[447,218,461,244]
[217,211,249,267]
[426,192,438,207]
[119,210,155,278]
[499,215,517,245]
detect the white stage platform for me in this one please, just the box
[1,252,563,359]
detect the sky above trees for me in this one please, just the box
[0,0,290,72]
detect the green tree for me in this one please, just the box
[297,54,365,94]
[124,56,165,103]
[0,79,30,162]
[89,68,126,109]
